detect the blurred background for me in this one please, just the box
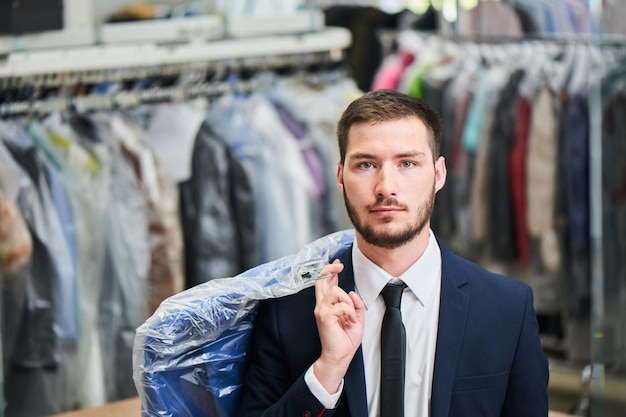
[0,1,624,416]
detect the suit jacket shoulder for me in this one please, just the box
[433,239,549,417]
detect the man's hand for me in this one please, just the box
[312,260,365,394]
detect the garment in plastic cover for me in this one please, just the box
[132,229,355,417]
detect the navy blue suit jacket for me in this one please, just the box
[237,240,549,417]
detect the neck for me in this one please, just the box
[355,228,431,277]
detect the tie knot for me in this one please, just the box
[381,283,406,309]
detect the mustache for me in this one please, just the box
[367,197,407,210]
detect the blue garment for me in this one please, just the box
[564,92,590,251]
[543,3,555,34]
[27,121,80,339]
[133,230,354,417]
[44,162,79,339]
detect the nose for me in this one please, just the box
[374,165,397,198]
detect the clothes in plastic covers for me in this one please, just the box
[132,229,355,417]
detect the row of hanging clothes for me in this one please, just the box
[371,29,598,363]
[314,0,594,94]
[453,0,592,38]
[0,56,361,417]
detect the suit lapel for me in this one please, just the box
[430,243,470,417]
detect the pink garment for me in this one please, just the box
[371,49,414,91]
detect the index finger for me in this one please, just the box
[314,260,344,302]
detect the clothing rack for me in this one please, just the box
[0,16,358,415]
[0,26,351,117]
[374,28,626,415]
[377,28,626,59]
[0,50,347,116]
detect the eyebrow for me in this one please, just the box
[347,151,428,160]
[397,151,428,159]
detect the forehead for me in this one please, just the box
[346,117,431,153]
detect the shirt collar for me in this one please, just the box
[353,230,442,309]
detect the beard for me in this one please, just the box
[343,183,435,249]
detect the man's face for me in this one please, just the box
[336,117,446,249]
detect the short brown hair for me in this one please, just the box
[336,89,442,163]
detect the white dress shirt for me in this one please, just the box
[306,230,442,416]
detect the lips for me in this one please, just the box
[370,207,403,214]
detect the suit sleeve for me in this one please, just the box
[237,299,336,417]
[502,286,550,417]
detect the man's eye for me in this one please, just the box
[359,162,373,169]
[401,161,415,168]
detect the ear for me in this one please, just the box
[336,161,344,193]
[434,156,447,193]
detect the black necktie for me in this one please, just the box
[380,282,407,417]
